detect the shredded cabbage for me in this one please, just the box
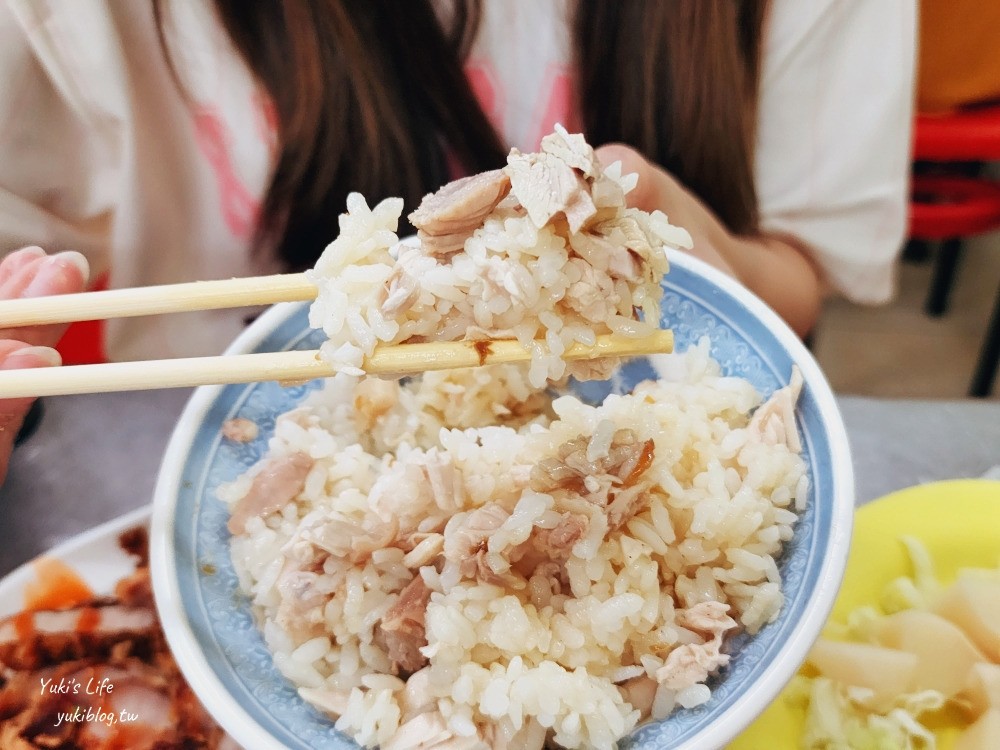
[900,535,939,600]
[796,537,950,749]
[880,536,939,613]
[844,605,880,641]
[792,676,943,750]
[794,535,1000,748]
[880,576,925,614]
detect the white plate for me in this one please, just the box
[0,507,150,618]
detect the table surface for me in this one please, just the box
[1,390,999,577]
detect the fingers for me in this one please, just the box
[0,341,62,483]
[0,248,90,299]
[0,248,90,347]
[0,246,46,285]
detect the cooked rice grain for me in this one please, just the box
[224,340,808,750]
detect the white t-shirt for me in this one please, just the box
[0,0,916,361]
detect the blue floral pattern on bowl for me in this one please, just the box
[155,253,850,750]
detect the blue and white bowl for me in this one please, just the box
[150,250,853,750]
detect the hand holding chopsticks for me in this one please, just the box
[0,273,674,398]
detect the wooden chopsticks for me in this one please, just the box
[0,271,673,397]
[0,273,317,327]
[0,332,674,398]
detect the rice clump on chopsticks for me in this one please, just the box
[220,130,810,749]
[306,125,692,387]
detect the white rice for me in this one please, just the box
[222,130,808,749]
[223,341,808,749]
[305,126,692,388]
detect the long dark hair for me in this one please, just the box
[155,0,767,271]
[575,1,767,235]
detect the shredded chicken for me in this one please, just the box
[282,513,401,581]
[227,451,314,534]
[562,259,619,323]
[409,169,512,253]
[533,512,589,559]
[353,378,399,431]
[606,484,650,530]
[677,600,738,637]
[506,150,596,234]
[442,503,511,581]
[421,450,466,512]
[530,430,656,530]
[611,212,657,252]
[504,126,618,235]
[538,127,601,178]
[607,246,644,283]
[655,602,739,691]
[379,576,433,674]
[273,566,331,642]
[221,417,259,443]
[532,430,653,494]
[619,676,658,720]
[748,367,804,452]
[655,641,730,692]
[382,710,475,750]
[380,265,421,318]
[298,686,351,717]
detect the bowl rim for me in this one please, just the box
[150,249,854,750]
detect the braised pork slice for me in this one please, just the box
[0,659,227,749]
[0,605,158,671]
[0,527,231,748]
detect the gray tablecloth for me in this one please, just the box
[1,391,998,577]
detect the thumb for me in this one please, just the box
[0,342,61,483]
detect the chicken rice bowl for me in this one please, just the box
[219,130,809,750]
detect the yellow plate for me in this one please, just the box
[730,479,1000,750]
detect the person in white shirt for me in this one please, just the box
[0,0,916,480]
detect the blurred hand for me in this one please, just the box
[595,144,739,277]
[0,247,89,482]
[594,144,822,337]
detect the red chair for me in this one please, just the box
[909,103,1000,397]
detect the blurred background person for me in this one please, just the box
[0,0,916,475]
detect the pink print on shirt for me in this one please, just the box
[464,60,578,151]
[529,66,578,150]
[465,59,504,135]
[193,106,261,240]
[253,90,279,159]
